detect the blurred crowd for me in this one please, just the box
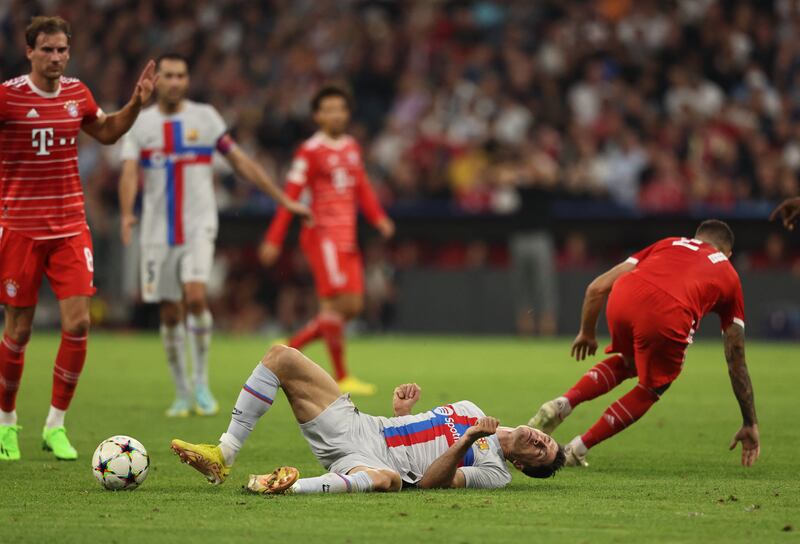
[4,0,800,214]
[2,0,800,333]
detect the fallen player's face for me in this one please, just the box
[511,425,558,467]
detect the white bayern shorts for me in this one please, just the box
[140,238,215,303]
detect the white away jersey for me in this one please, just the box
[378,400,512,489]
[120,101,227,245]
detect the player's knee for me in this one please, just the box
[368,470,402,492]
[261,344,293,373]
[5,324,32,345]
[184,296,206,316]
[63,316,90,337]
[650,382,672,397]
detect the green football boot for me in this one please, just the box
[42,426,78,460]
[0,425,22,461]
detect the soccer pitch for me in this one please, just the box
[0,333,797,543]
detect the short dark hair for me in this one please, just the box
[156,53,190,71]
[695,219,735,252]
[311,84,353,112]
[521,444,567,479]
[26,16,71,49]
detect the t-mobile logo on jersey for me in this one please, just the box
[31,128,76,156]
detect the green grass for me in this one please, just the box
[0,333,797,543]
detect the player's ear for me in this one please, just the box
[512,460,525,471]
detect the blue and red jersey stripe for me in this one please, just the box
[383,406,477,467]
[139,120,214,246]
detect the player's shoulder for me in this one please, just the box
[450,400,486,418]
[184,100,220,116]
[2,75,28,89]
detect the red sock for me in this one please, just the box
[289,317,323,350]
[319,314,347,381]
[51,332,88,411]
[0,335,28,412]
[564,354,637,408]
[581,383,661,449]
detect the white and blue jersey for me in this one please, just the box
[120,101,227,245]
[377,401,512,488]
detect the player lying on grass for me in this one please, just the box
[171,344,565,494]
[529,220,760,468]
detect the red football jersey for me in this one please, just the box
[625,237,745,331]
[0,75,102,239]
[265,132,387,252]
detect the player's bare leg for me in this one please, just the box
[172,345,342,483]
[160,300,191,417]
[184,281,217,415]
[319,294,375,396]
[41,296,90,460]
[247,465,401,495]
[0,306,34,461]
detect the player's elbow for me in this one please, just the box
[585,280,607,299]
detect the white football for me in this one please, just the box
[92,435,150,490]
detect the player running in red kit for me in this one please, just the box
[529,220,760,468]
[259,85,394,396]
[0,16,157,460]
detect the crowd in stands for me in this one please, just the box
[2,0,800,333]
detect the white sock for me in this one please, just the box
[187,310,213,388]
[0,410,17,426]
[45,406,66,429]
[160,323,190,399]
[218,363,280,464]
[556,396,573,417]
[291,471,374,494]
[568,435,588,456]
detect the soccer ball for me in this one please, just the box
[92,435,150,490]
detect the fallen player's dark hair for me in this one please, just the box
[695,219,735,252]
[311,84,354,112]
[521,444,566,479]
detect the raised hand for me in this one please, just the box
[729,424,760,467]
[392,383,421,416]
[132,59,158,105]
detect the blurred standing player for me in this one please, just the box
[529,220,760,468]
[0,16,157,460]
[119,54,310,418]
[259,86,394,396]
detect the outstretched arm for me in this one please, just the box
[572,260,636,361]
[723,323,760,466]
[83,60,157,145]
[225,146,311,219]
[418,417,497,489]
